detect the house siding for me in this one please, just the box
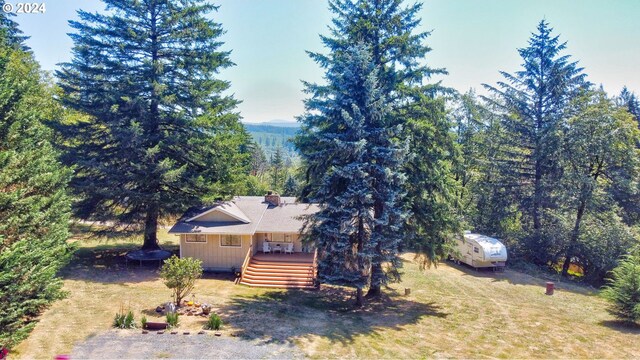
[180,234,252,272]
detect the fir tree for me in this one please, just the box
[0,30,73,347]
[269,147,286,192]
[618,86,640,123]
[298,43,407,306]
[56,0,250,250]
[298,0,456,296]
[0,4,28,49]
[484,20,588,263]
[283,175,299,197]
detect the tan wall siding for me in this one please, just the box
[180,234,253,271]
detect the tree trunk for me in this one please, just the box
[366,279,381,298]
[533,159,543,231]
[367,199,384,298]
[142,204,161,251]
[562,193,588,277]
[356,287,364,307]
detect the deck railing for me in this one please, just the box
[237,243,253,284]
[312,248,318,287]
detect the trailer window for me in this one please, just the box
[474,247,479,253]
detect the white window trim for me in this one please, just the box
[220,234,242,248]
[185,234,208,244]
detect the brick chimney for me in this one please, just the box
[264,191,281,206]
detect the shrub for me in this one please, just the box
[140,315,147,329]
[166,312,179,328]
[160,256,203,306]
[113,310,136,329]
[601,254,640,323]
[205,313,223,330]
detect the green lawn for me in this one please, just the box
[13,230,640,359]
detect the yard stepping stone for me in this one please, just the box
[157,331,165,334]
[141,330,148,334]
[171,331,178,335]
[198,331,205,335]
[214,332,222,336]
[183,331,190,335]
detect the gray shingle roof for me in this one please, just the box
[168,196,319,235]
[256,202,320,233]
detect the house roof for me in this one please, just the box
[168,196,319,235]
[185,202,251,223]
[256,202,320,233]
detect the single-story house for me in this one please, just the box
[169,193,320,288]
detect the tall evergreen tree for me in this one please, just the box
[269,147,286,192]
[298,0,457,296]
[283,175,299,197]
[56,0,250,250]
[0,25,73,347]
[618,86,640,123]
[299,43,406,306]
[0,3,28,49]
[484,20,588,263]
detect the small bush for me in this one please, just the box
[113,312,125,328]
[160,256,203,306]
[205,313,223,330]
[601,254,640,323]
[113,310,136,329]
[166,312,179,328]
[140,315,147,329]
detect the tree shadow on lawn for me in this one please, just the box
[599,320,640,334]
[220,286,448,346]
[448,261,597,296]
[60,243,179,284]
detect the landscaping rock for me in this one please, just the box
[170,331,178,335]
[198,331,205,335]
[183,331,190,335]
[141,330,148,334]
[156,331,164,334]
[215,332,222,336]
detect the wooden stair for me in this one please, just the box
[240,256,316,289]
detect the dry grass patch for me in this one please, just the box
[13,237,640,359]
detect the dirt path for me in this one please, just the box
[71,331,304,359]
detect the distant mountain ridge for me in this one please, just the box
[243,119,300,128]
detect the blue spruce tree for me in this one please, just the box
[298,0,458,297]
[299,43,406,306]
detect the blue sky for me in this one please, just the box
[15,0,640,123]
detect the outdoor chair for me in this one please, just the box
[284,243,293,254]
[263,242,271,253]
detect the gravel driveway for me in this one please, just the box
[71,331,304,359]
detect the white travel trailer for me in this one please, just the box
[450,233,508,269]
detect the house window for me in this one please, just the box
[284,234,292,243]
[185,234,207,243]
[221,235,242,247]
[474,247,479,253]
